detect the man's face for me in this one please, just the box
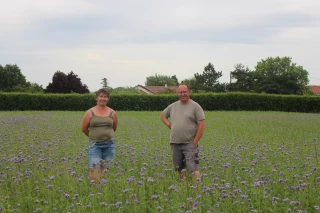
[177,85,190,103]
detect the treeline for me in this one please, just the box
[0,65,89,94]
[146,57,314,95]
[0,56,317,95]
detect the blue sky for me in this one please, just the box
[1,0,320,91]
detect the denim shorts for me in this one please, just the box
[88,141,115,168]
[170,142,199,172]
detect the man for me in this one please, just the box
[160,83,206,183]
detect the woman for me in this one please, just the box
[81,89,118,184]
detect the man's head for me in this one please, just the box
[177,83,191,104]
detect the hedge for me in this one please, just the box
[0,92,319,112]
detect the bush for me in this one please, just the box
[0,92,319,112]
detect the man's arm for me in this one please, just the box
[193,120,206,146]
[160,112,171,129]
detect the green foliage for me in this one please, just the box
[145,74,179,86]
[1,111,320,212]
[1,92,320,112]
[254,56,309,94]
[0,64,27,91]
[303,85,317,96]
[10,82,45,93]
[194,62,222,91]
[228,63,254,92]
[109,87,140,95]
[101,77,110,90]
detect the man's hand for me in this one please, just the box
[160,112,171,129]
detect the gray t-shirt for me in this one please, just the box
[163,100,205,144]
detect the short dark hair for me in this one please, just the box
[179,83,190,90]
[95,89,110,98]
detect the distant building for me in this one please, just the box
[310,85,320,95]
[135,85,178,94]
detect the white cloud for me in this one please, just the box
[0,0,320,91]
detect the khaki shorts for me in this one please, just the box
[170,142,199,172]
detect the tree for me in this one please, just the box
[171,75,179,86]
[228,64,254,92]
[101,78,108,89]
[194,62,223,91]
[253,57,309,94]
[45,71,89,93]
[11,82,44,93]
[181,77,206,92]
[0,64,27,91]
[145,74,178,86]
[66,71,90,93]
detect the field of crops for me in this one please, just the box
[0,111,319,212]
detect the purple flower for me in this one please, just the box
[147,177,156,182]
[151,195,159,200]
[156,206,162,212]
[168,185,178,192]
[115,202,122,208]
[127,176,134,183]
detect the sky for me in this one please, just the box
[1,0,320,91]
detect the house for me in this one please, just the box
[310,85,320,95]
[135,85,178,94]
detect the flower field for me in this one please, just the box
[0,111,319,213]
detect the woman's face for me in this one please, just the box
[96,93,109,106]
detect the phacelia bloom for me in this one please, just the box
[115,202,122,208]
[100,179,108,184]
[156,206,162,212]
[127,176,134,183]
[147,177,156,182]
[168,185,178,192]
[151,195,159,200]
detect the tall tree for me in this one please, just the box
[66,71,89,93]
[228,64,254,92]
[45,71,69,93]
[194,62,222,91]
[101,78,108,89]
[254,56,309,94]
[45,71,89,93]
[181,77,207,92]
[145,74,178,86]
[0,64,27,91]
[171,75,179,86]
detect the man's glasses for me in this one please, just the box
[178,91,189,94]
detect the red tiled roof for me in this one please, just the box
[136,85,178,94]
[310,85,320,94]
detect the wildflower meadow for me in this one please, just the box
[0,111,319,213]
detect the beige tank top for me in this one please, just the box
[88,110,115,142]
